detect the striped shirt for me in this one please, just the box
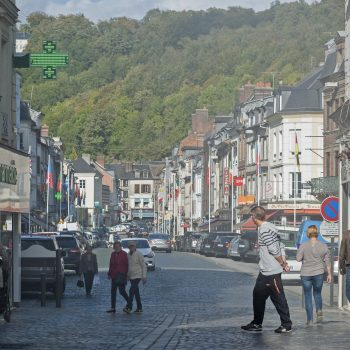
[258,222,283,276]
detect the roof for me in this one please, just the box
[73,158,98,174]
[107,163,156,180]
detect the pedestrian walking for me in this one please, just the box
[123,241,147,314]
[241,206,293,333]
[296,225,331,325]
[339,230,350,304]
[107,241,129,313]
[79,245,98,296]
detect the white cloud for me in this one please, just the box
[17,0,319,23]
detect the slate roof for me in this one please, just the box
[107,163,157,180]
[281,50,337,112]
[73,158,98,174]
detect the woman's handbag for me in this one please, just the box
[77,279,84,288]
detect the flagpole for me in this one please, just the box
[190,160,193,232]
[46,154,51,231]
[59,160,62,220]
[172,173,176,237]
[294,124,297,228]
[208,145,211,233]
[257,135,260,206]
[231,145,234,232]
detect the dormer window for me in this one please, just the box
[135,171,140,178]
[143,170,148,178]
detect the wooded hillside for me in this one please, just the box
[20,0,344,160]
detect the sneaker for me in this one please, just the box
[274,325,292,333]
[123,307,131,314]
[306,320,313,326]
[316,311,323,323]
[106,309,116,313]
[241,322,262,332]
[134,309,143,313]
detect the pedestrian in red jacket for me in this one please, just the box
[107,241,129,313]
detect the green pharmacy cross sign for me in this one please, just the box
[14,41,69,79]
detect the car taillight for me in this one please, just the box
[70,248,80,253]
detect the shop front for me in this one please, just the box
[0,144,30,305]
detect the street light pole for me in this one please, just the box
[208,145,211,233]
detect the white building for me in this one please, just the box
[73,156,102,228]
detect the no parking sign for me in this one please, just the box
[320,196,339,223]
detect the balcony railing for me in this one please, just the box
[310,176,339,197]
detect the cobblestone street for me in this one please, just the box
[1,250,350,350]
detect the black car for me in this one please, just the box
[21,236,65,294]
[202,232,236,257]
[55,235,83,274]
[212,235,237,258]
[237,231,259,262]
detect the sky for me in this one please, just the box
[16,0,319,23]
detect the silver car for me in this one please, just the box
[148,233,172,253]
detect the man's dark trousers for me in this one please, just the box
[111,278,129,309]
[127,278,142,310]
[83,271,94,295]
[253,272,292,328]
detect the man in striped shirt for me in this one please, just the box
[241,206,293,333]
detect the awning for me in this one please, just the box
[234,210,280,230]
[283,209,320,215]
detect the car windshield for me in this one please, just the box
[56,237,78,248]
[121,240,150,249]
[285,249,297,260]
[21,238,56,251]
[149,234,169,240]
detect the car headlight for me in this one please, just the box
[147,252,155,258]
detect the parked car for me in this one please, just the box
[148,233,171,253]
[58,230,87,249]
[227,236,241,260]
[21,235,65,295]
[213,235,237,258]
[237,231,259,262]
[120,238,155,271]
[55,235,83,274]
[202,232,235,257]
[194,233,208,254]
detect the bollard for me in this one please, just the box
[55,250,62,308]
[330,237,335,307]
[40,273,46,307]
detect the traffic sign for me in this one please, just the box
[320,196,339,223]
[320,221,339,237]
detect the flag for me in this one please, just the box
[56,162,62,194]
[47,159,54,189]
[295,133,301,172]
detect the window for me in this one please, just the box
[273,132,277,159]
[142,170,149,179]
[19,132,24,150]
[144,200,150,208]
[135,199,141,208]
[123,180,128,187]
[279,173,283,199]
[134,184,140,193]
[326,152,331,177]
[335,151,339,177]
[289,172,301,198]
[141,184,151,193]
[123,190,128,198]
[135,171,140,178]
[279,130,283,159]
[79,180,86,189]
[123,202,129,211]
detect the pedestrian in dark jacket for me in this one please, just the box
[339,230,350,303]
[241,206,293,334]
[80,246,98,296]
[107,241,129,313]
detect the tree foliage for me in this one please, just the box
[20,0,344,160]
